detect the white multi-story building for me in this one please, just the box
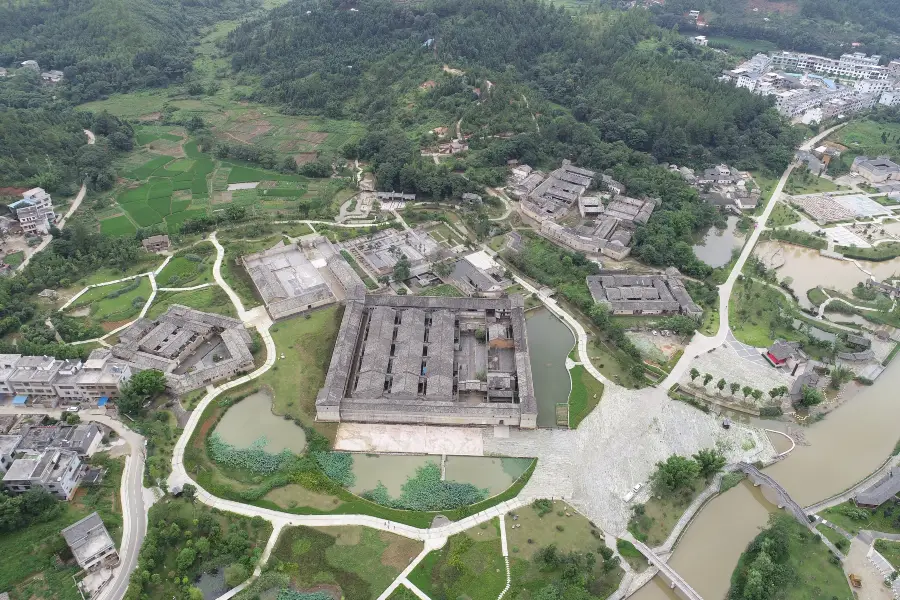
[2,449,82,499]
[770,51,888,80]
[0,351,131,406]
[9,188,56,235]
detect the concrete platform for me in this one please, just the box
[334,423,484,455]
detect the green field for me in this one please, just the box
[271,525,423,599]
[100,215,138,236]
[703,35,778,55]
[769,202,800,228]
[830,119,900,163]
[3,251,24,268]
[820,501,900,536]
[68,276,152,325]
[147,287,237,319]
[506,501,624,599]
[409,520,507,600]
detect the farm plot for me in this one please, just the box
[100,215,137,237]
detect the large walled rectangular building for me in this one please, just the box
[316,295,537,428]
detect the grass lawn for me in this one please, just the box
[147,287,238,319]
[820,500,900,536]
[0,454,123,600]
[615,539,648,572]
[278,222,315,237]
[3,251,24,268]
[876,539,900,570]
[271,525,423,600]
[729,277,797,347]
[750,170,781,205]
[220,237,282,308]
[488,234,507,252]
[74,260,159,288]
[261,308,343,434]
[155,245,215,287]
[409,520,507,600]
[785,172,843,195]
[69,276,153,325]
[568,365,603,428]
[506,502,623,599]
[418,283,465,297]
[627,478,709,547]
[807,287,828,306]
[386,587,419,600]
[769,202,801,228]
[704,35,777,55]
[815,524,848,549]
[830,119,900,162]
[836,242,900,261]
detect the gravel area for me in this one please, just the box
[680,342,792,407]
[483,383,775,535]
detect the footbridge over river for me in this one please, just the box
[737,462,810,525]
[737,462,846,559]
[624,534,705,600]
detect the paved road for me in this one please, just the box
[660,123,846,389]
[0,406,147,600]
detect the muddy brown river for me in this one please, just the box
[632,359,900,600]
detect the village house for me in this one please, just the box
[61,512,120,572]
[764,340,805,369]
[9,188,56,235]
[141,235,170,253]
[3,449,83,499]
[852,156,900,184]
[448,250,512,296]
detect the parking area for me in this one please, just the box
[825,225,871,248]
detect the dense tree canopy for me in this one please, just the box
[0,0,261,103]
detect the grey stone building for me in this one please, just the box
[112,305,254,395]
[316,295,537,428]
[586,273,702,318]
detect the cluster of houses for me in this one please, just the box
[2,60,65,83]
[0,416,103,500]
[0,352,129,408]
[586,272,703,319]
[721,51,900,123]
[509,161,656,260]
[668,163,760,210]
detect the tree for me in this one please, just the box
[731,382,741,396]
[651,455,700,495]
[188,587,204,600]
[117,370,166,416]
[702,373,713,386]
[693,448,726,478]
[742,385,753,398]
[689,368,699,381]
[393,255,411,282]
[181,483,196,502]
[175,546,197,572]
[224,563,249,587]
[799,385,824,407]
[716,378,726,393]
[751,389,763,401]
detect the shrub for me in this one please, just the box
[532,498,553,517]
[207,434,294,475]
[312,452,355,487]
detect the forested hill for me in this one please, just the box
[652,0,900,59]
[0,0,260,103]
[225,0,799,172]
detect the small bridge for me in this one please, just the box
[627,536,705,600]
[738,462,847,560]
[737,462,810,525]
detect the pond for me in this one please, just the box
[194,569,228,600]
[444,456,532,495]
[525,308,575,427]
[348,454,534,498]
[213,389,307,453]
[693,216,745,268]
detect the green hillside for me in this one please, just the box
[0,0,261,103]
